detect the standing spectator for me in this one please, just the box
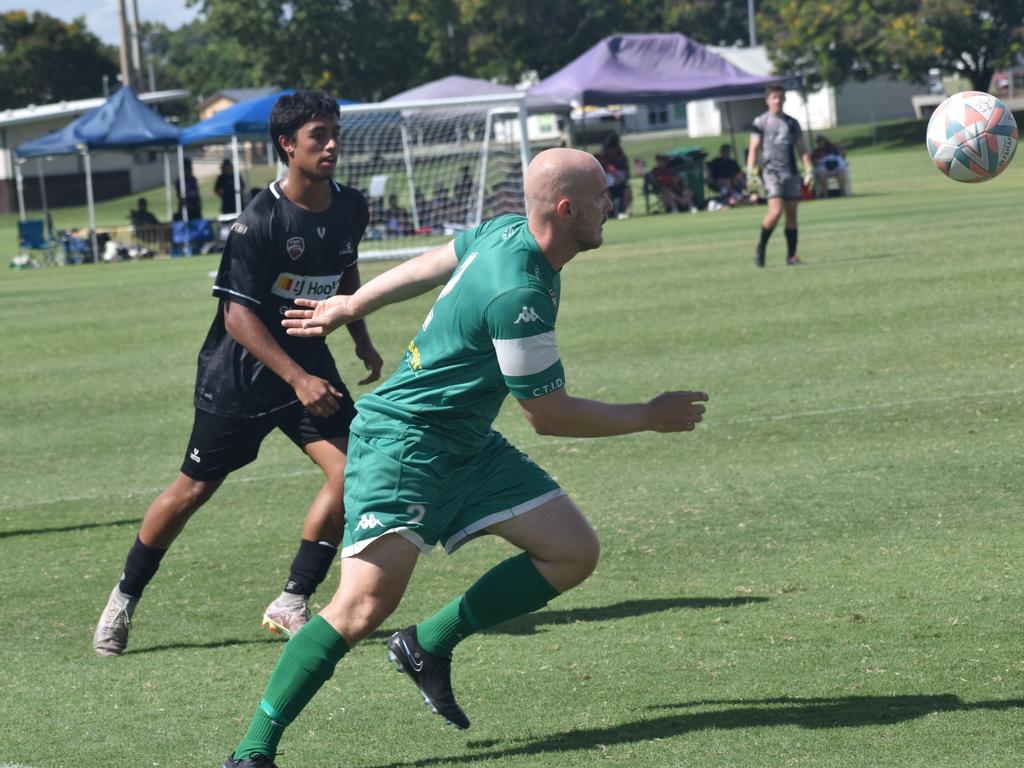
[747,83,813,267]
[597,133,632,218]
[215,159,244,216]
[176,158,203,221]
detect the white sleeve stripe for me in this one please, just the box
[492,332,560,377]
[213,286,262,305]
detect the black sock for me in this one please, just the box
[284,539,338,596]
[785,228,798,258]
[758,226,774,253]
[119,536,167,598]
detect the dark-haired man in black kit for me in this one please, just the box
[94,90,383,656]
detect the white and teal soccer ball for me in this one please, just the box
[926,91,1018,182]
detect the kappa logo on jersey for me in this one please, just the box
[501,225,515,240]
[272,271,342,300]
[356,513,384,530]
[230,222,248,235]
[286,236,305,260]
[189,448,201,464]
[514,306,542,324]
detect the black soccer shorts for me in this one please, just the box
[179,386,356,481]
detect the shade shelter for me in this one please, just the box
[385,75,568,115]
[180,90,360,213]
[15,87,182,260]
[530,33,787,107]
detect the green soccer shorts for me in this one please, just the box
[341,430,565,557]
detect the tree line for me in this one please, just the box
[4,1,1022,116]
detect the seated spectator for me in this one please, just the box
[429,182,452,226]
[812,135,851,197]
[706,144,746,205]
[129,197,160,228]
[597,133,632,218]
[383,194,412,237]
[646,155,694,213]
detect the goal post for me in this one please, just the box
[337,92,536,262]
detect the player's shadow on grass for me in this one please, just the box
[363,694,1024,767]
[366,596,766,641]
[0,517,140,539]
[127,636,283,655]
[479,596,768,636]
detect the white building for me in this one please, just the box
[0,90,189,214]
[685,46,932,138]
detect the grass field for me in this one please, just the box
[1,143,1022,768]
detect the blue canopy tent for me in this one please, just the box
[15,87,182,260]
[180,90,360,213]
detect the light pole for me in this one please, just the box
[748,0,757,47]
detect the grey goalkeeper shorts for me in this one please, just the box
[763,168,802,200]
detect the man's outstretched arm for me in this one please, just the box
[283,241,458,337]
[518,388,708,438]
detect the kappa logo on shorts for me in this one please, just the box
[189,448,201,464]
[356,513,385,530]
[286,236,305,260]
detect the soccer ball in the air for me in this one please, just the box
[926,91,1018,182]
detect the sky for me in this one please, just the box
[1,0,200,45]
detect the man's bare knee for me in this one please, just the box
[323,590,400,645]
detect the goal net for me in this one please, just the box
[337,93,536,262]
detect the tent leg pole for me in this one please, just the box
[231,134,242,214]
[83,149,99,264]
[177,145,191,256]
[14,160,26,223]
[163,151,173,220]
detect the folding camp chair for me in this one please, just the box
[18,219,58,267]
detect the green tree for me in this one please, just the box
[759,1,918,91]
[0,11,118,109]
[141,19,259,121]
[193,0,434,100]
[886,1,1024,92]
[760,1,1024,92]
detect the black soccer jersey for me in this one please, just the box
[194,180,369,418]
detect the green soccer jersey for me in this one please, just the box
[351,214,564,454]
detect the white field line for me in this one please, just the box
[1,387,1021,516]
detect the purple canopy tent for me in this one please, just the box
[530,33,789,106]
[531,32,798,153]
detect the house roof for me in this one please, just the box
[198,88,278,114]
[0,90,189,129]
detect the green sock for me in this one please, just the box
[417,552,560,657]
[234,616,350,760]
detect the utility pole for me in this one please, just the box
[129,0,145,91]
[117,0,134,90]
[748,0,757,47]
